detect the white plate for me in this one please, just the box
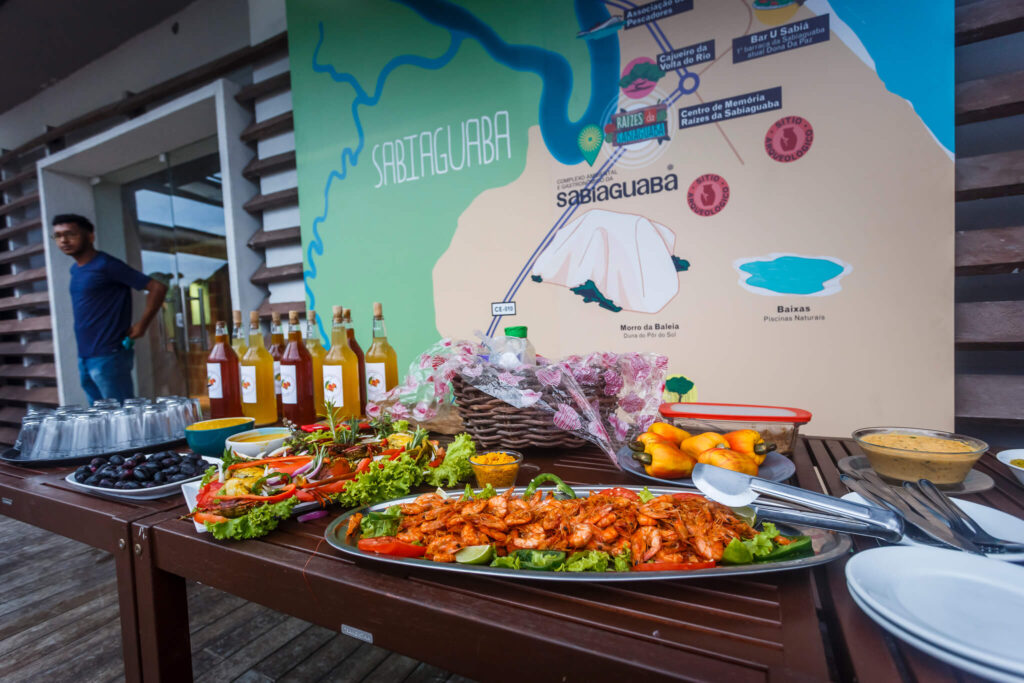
[181,477,321,533]
[847,577,1023,683]
[64,455,219,501]
[846,546,1024,677]
[842,492,1024,561]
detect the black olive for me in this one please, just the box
[179,464,196,476]
[89,457,106,467]
[118,470,134,481]
[153,472,166,484]
[162,465,180,476]
[99,478,115,488]
[141,481,156,488]
[133,468,151,482]
[108,455,124,466]
[75,471,90,483]
[168,473,188,483]
[121,481,141,490]
[85,475,100,486]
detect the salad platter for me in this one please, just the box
[325,484,851,582]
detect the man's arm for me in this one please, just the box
[127,278,169,339]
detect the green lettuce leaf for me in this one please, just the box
[204,497,298,540]
[722,522,782,564]
[333,454,424,508]
[490,555,521,570]
[637,486,656,503]
[557,550,610,573]
[424,433,476,488]
[613,548,633,572]
[359,505,402,538]
[460,483,497,501]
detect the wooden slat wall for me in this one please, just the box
[0,33,291,445]
[954,0,1024,441]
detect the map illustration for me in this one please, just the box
[288,0,954,436]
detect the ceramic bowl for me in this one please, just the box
[996,450,1024,487]
[225,427,290,459]
[184,417,254,456]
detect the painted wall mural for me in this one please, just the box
[287,0,954,435]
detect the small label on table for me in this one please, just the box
[491,301,516,316]
[341,624,373,643]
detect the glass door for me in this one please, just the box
[119,141,231,411]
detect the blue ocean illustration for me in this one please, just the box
[734,254,851,296]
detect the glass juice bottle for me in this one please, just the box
[343,307,366,417]
[321,305,360,420]
[231,309,248,358]
[207,320,242,418]
[268,310,285,416]
[364,302,398,403]
[280,310,316,425]
[304,310,328,417]
[240,311,277,426]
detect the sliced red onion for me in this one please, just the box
[297,510,328,523]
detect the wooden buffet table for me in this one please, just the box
[2,437,1021,682]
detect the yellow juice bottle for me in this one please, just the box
[304,310,328,416]
[231,309,248,358]
[364,301,398,403]
[321,305,361,420]
[240,311,277,426]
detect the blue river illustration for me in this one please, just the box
[733,254,852,296]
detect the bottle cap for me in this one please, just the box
[505,325,528,338]
[249,311,259,324]
[288,310,299,325]
[232,310,241,323]
[271,311,281,324]
[307,310,316,323]
[343,307,352,321]
[216,320,226,327]
[373,302,383,318]
[332,305,344,322]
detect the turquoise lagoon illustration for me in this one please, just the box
[733,254,852,296]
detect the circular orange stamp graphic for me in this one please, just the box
[765,116,814,163]
[687,174,730,216]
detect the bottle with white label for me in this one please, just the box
[322,305,361,420]
[364,302,398,402]
[280,310,316,425]
[304,310,328,416]
[206,320,241,419]
[240,311,277,426]
[268,310,285,417]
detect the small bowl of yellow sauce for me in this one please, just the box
[185,417,255,456]
[852,427,988,485]
[469,450,523,489]
[996,450,1024,488]
[226,427,291,459]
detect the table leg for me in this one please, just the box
[132,523,193,682]
[112,523,143,683]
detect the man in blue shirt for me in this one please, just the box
[52,214,169,403]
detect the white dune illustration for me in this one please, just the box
[531,209,680,314]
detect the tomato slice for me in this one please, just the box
[598,487,640,501]
[672,492,706,502]
[357,537,426,558]
[633,560,716,571]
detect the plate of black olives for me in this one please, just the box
[66,451,218,500]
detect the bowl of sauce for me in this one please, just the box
[852,427,988,485]
[185,417,255,456]
[996,450,1024,487]
[225,427,290,458]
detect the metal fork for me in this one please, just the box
[904,479,1024,554]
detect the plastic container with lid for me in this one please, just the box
[658,402,812,455]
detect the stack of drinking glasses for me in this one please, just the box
[14,396,201,460]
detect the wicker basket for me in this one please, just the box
[451,375,615,450]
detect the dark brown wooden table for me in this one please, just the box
[4,437,1021,682]
[0,460,183,682]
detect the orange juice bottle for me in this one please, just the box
[280,310,316,425]
[230,309,247,359]
[321,305,361,420]
[364,302,398,403]
[268,311,285,416]
[343,308,366,417]
[304,310,328,416]
[240,311,277,426]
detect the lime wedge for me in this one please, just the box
[455,544,494,565]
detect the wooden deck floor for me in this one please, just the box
[0,515,472,682]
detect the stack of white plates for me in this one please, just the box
[846,546,1024,681]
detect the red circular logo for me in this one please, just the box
[687,174,730,216]
[765,116,814,162]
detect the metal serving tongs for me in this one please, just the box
[691,463,904,542]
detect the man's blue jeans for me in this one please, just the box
[78,348,136,404]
